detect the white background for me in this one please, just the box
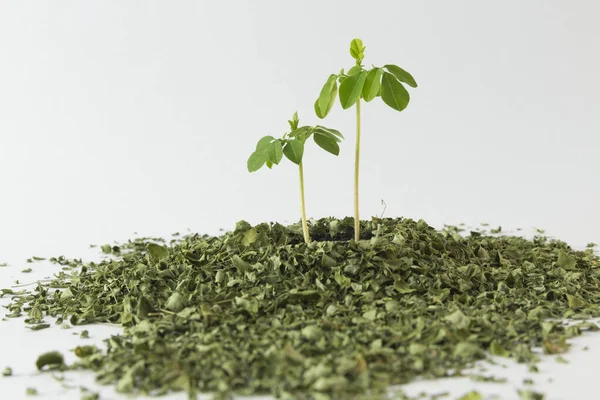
[1,1,599,399]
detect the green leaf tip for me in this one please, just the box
[350,38,366,61]
[288,111,300,131]
[383,64,418,88]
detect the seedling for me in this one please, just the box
[247,112,343,243]
[314,38,417,241]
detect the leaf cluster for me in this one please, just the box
[315,38,418,118]
[247,112,344,172]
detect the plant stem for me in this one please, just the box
[298,161,310,244]
[354,97,361,242]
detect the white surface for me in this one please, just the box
[1,1,599,399]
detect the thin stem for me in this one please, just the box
[354,98,361,242]
[299,161,310,244]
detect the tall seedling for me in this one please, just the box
[247,113,344,243]
[314,38,417,241]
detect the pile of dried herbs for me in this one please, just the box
[4,217,600,399]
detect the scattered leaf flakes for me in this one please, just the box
[6,217,600,398]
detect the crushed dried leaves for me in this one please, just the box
[3,217,600,399]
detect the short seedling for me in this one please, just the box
[247,113,343,243]
[314,38,417,241]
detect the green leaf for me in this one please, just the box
[458,391,483,400]
[362,68,383,102]
[444,309,471,330]
[288,112,299,131]
[267,140,283,165]
[556,250,576,270]
[453,341,482,359]
[315,126,344,140]
[380,72,410,111]
[256,136,275,151]
[383,64,418,88]
[289,126,313,143]
[301,325,323,341]
[28,323,50,331]
[136,296,152,318]
[543,335,569,354]
[394,280,415,294]
[339,71,367,109]
[247,151,266,172]
[235,296,259,315]
[350,38,365,60]
[314,127,343,143]
[165,292,186,312]
[313,133,340,156]
[81,391,100,400]
[347,65,362,76]
[283,140,304,164]
[315,75,338,119]
[566,294,587,309]
[248,135,278,172]
[232,255,250,273]
[314,99,324,120]
[241,228,258,247]
[36,351,64,370]
[490,340,510,357]
[116,372,134,393]
[517,389,545,400]
[147,243,169,263]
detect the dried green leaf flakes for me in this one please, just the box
[11,217,600,398]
